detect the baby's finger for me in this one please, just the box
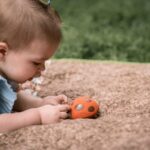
[57,95,68,104]
[60,112,69,119]
[58,104,70,112]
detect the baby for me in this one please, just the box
[0,0,70,132]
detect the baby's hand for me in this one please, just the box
[42,95,68,105]
[37,104,70,124]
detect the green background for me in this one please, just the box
[52,0,150,62]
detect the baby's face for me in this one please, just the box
[1,39,58,83]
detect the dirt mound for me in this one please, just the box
[0,60,150,150]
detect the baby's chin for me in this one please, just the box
[19,75,41,83]
[15,78,33,84]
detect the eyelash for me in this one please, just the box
[33,62,41,66]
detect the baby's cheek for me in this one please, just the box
[18,67,35,80]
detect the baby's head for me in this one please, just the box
[0,0,61,83]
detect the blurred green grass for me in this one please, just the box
[52,58,150,65]
[52,0,150,63]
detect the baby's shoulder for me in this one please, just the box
[0,76,19,92]
[0,76,17,114]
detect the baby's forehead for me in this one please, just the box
[30,38,58,48]
[21,38,57,60]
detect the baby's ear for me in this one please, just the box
[0,42,8,59]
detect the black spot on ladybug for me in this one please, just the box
[88,106,95,112]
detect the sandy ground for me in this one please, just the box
[0,60,150,150]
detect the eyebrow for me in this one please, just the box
[35,57,49,61]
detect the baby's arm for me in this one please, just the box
[13,91,68,112]
[0,108,40,132]
[13,91,43,111]
[0,104,69,133]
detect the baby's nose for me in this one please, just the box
[36,65,45,77]
[39,63,45,71]
[41,65,45,71]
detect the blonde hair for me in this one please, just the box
[0,0,62,50]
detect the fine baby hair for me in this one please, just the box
[0,0,61,50]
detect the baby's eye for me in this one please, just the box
[33,62,41,66]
